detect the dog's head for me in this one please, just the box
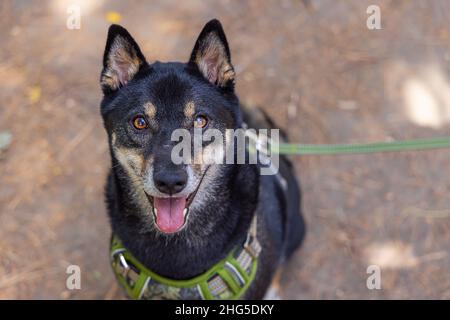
[100,20,240,235]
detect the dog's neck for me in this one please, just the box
[107,163,259,279]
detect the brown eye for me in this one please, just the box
[132,116,148,130]
[193,115,208,129]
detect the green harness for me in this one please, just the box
[110,215,261,300]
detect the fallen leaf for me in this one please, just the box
[106,11,122,24]
[28,86,41,104]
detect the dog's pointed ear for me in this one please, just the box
[188,19,235,89]
[100,24,147,94]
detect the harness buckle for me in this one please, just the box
[112,251,141,288]
[112,252,130,278]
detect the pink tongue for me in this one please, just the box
[154,197,187,233]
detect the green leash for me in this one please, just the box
[275,136,450,155]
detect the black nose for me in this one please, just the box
[153,169,188,195]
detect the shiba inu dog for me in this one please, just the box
[100,19,305,299]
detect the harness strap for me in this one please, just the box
[110,214,260,300]
[243,215,261,259]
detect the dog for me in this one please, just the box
[100,19,305,300]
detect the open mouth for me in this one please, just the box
[145,167,209,234]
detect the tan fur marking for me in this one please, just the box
[144,102,157,118]
[112,131,143,175]
[263,268,283,299]
[184,101,196,118]
[113,146,144,174]
[271,268,283,291]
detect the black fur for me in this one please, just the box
[100,19,305,299]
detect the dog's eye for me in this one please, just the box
[132,116,148,130]
[193,115,208,129]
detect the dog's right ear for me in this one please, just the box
[100,25,147,94]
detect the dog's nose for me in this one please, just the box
[153,170,188,195]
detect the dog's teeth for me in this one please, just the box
[183,208,188,217]
[153,207,158,217]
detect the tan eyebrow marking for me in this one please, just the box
[184,101,196,118]
[144,102,157,118]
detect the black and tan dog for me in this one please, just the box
[100,19,305,299]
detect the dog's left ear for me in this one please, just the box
[189,19,235,89]
[100,24,147,94]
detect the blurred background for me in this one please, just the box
[1,0,450,299]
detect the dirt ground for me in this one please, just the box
[1,0,450,299]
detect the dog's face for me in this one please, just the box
[100,20,240,234]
